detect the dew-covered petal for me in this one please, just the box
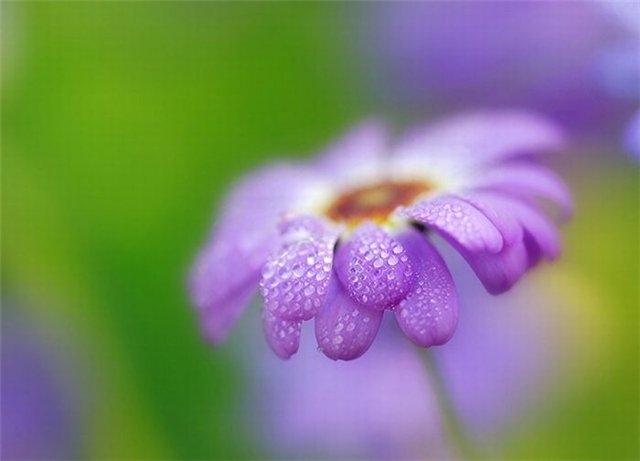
[394,229,458,347]
[315,276,384,361]
[191,164,330,341]
[262,310,302,360]
[277,213,342,240]
[470,162,573,220]
[334,222,414,310]
[260,224,336,321]
[314,120,387,181]
[397,195,504,254]
[394,111,565,165]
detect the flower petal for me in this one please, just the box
[315,276,384,361]
[458,192,523,247]
[199,280,258,343]
[455,193,561,294]
[191,164,330,340]
[314,120,387,181]
[397,195,504,254]
[395,111,565,164]
[509,200,562,262]
[262,310,302,360]
[462,242,530,295]
[475,193,562,262]
[215,163,331,256]
[261,217,337,321]
[278,213,342,240]
[394,229,458,347]
[334,222,414,310]
[190,241,261,342]
[470,162,573,220]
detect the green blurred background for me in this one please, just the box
[2,2,638,459]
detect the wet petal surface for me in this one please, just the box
[315,276,384,361]
[262,310,302,360]
[394,229,458,347]
[334,223,414,310]
[398,195,504,254]
[190,165,329,341]
[261,215,338,321]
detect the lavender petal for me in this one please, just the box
[315,275,384,361]
[458,192,524,247]
[394,111,565,165]
[509,200,562,262]
[262,310,302,360]
[334,222,414,310]
[394,229,459,347]
[190,165,329,341]
[476,193,562,262]
[261,216,337,322]
[470,162,574,220]
[398,195,504,254]
[462,242,530,295]
[313,120,388,181]
[190,241,261,342]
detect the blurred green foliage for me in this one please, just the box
[2,2,638,460]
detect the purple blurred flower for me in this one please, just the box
[251,258,591,459]
[594,0,640,158]
[359,1,638,137]
[252,318,450,459]
[624,110,640,159]
[190,112,571,360]
[1,311,79,460]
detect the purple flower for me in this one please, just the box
[625,110,640,159]
[251,264,592,459]
[1,311,80,460]
[358,1,638,138]
[253,319,450,459]
[189,112,572,360]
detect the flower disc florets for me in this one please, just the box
[325,180,432,226]
[189,112,572,360]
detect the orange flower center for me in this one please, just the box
[325,180,431,225]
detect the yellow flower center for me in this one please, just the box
[325,180,431,226]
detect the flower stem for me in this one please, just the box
[421,348,480,459]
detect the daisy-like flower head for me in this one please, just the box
[190,111,572,360]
